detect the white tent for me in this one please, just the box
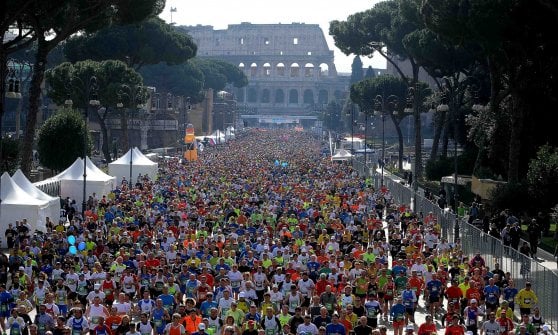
[12,169,61,223]
[48,157,116,206]
[1,172,49,246]
[331,149,354,161]
[108,147,158,184]
[210,130,227,143]
[225,126,235,139]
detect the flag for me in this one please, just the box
[170,7,177,12]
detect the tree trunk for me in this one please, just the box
[391,114,404,171]
[411,63,422,181]
[97,110,112,163]
[0,52,6,167]
[441,126,449,158]
[430,109,446,159]
[507,95,523,183]
[120,107,129,151]
[19,38,48,176]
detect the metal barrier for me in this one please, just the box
[461,224,558,329]
[34,179,61,197]
[376,172,558,329]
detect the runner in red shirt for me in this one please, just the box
[445,315,466,335]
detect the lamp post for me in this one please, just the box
[64,76,101,221]
[65,76,100,218]
[374,94,399,187]
[118,84,145,189]
[436,87,457,212]
[1,60,26,223]
[404,83,429,212]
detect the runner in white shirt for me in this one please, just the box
[296,315,318,335]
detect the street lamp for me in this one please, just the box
[374,94,399,187]
[65,76,100,218]
[118,84,145,189]
[404,82,430,212]
[1,60,27,220]
[437,88,455,205]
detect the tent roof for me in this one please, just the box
[332,149,353,158]
[109,148,157,166]
[12,169,59,202]
[331,149,353,161]
[1,172,49,206]
[55,157,115,182]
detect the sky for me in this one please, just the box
[160,0,384,73]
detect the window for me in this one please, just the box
[276,63,285,76]
[289,89,298,104]
[264,38,270,45]
[307,51,312,55]
[239,38,244,45]
[261,89,270,103]
[250,63,258,77]
[293,37,298,45]
[290,63,300,77]
[275,89,285,103]
[263,63,271,76]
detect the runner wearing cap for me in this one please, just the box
[463,299,482,335]
[164,314,185,335]
[389,297,405,335]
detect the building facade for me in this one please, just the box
[180,22,350,126]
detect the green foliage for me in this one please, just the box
[191,59,249,90]
[425,157,452,181]
[323,102,343,132]
[0,136,20,173]
[140,62,204,100]
[37,108,90,171]
[140,59,248,102]
[489,182,532,213]
[364,66,376,79]
[350,75,414,115]
[46,60,144,109]
[63,18,197,70]
[350,56,364,84]
[527,145,558,211]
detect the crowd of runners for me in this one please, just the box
[0,129,552,335]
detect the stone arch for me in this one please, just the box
[334,90,343,100]
[276,63,285,76]
[247,87,257,103]
[263,63,271,76]
[250,63,258,77]
[239,62,245,70]
[289,89,298,104]
[304,63,315,77]
[236,88,245,103]
[290,63,300,77]
[319,63,329,77]
[318,89,328,104]
[303,89,314,104]
[275,89,285,103]
[261,89,271,103]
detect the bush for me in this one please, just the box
[37,107,90,172]
[425,157,453,181]
[489,182,534,213]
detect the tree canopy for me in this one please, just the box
[63,17,197,70]
[2,0,164,175]
[37,107,90,172]
[46,59,145,163]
